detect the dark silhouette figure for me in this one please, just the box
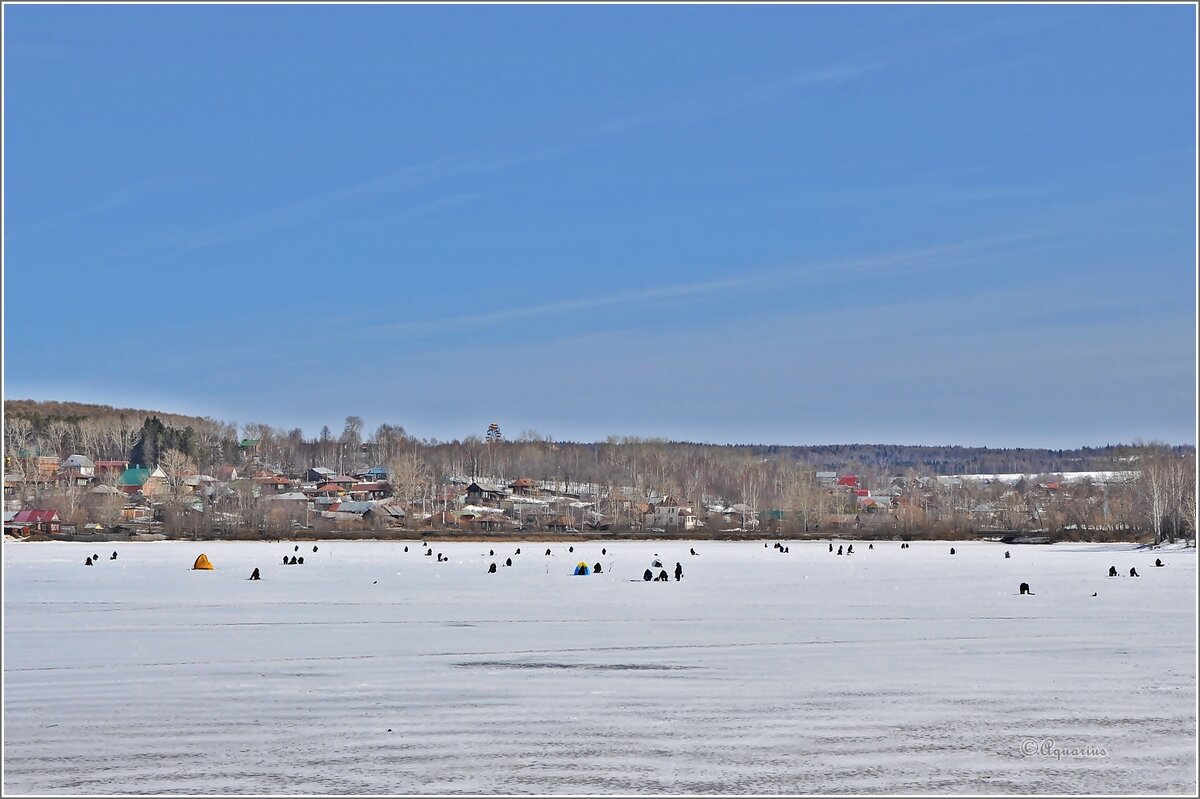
[297,556,304,564]
[85,557,93,566]
[1019,582,1033,595]
[691,548,698,556]
[869,544,873,550]
[657,570,670,581]
[1109,566,1118,577]
[313,546,318,552]
[250,568,261,580]
[489,549,494,556]
[506,557,513,567]
[829,543,834,552]
[283,555,290,564]
[111,551,118,560]
[569,546,574,553]
[1005,551,1011,559]
[546,548,552,556]
[404,546,408,552]
[643,569,653,581]
[837,546,844,555]
[950,548,956,555]
[488,563,497,573]
[594,563,602,573]
[1092,592,1097,597]
[94,554,100,562]
[426,550,432,556]
[784,547,790,553]
[601,548,606,555]
[1130,567,1139,578]
[674,562,683,581]
[1155,559,1165,567]
[652,559,663,568]
[290,556,298,565]
[847,545,854,554]
[294,545,299,552]
[516,548,521,554]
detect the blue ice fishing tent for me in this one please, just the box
[573,562,590,576]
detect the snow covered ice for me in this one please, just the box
[3,539,1196,794]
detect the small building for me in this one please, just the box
[61,455,96,478]
[215,465,240,482]
[348,482,388,500]
[359,466,388,482]
[12,508,62,534]
[303,467,335,483]
[255,475,295,493]
[508,478,538,496]
[645,496,698,530]
[117,466,152,495]
[466,482,506,506]
[95,460,130,478]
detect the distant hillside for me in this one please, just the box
[3,399,224,431]
[4,398,1189,477]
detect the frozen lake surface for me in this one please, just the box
[3,539,1196,795]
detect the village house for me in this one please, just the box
[465,482,506,507]
[95,460,130,479]
[254,474,295,493]
[214,465,240,482]
[508,478,538,496]
[60,451,94,475]
[11,508,62,535]
[348,481,388,500]
[305,466,336,483]
[644,496,698,531]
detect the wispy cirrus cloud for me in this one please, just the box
[367,232,1042,337]
[82,53,895,266]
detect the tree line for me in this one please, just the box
[3,400,1194,544]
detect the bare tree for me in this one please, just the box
[159,448,198,497]
[387,452,431,510]
[1139,444,1173,545]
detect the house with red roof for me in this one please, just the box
[12,508,62,534]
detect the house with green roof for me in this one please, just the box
[117,465,168,496]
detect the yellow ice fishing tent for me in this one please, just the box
[193,553,214,570]
[573,562,590,576]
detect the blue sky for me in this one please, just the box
[3,3,1196,448]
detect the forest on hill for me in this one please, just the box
[2,398,1180,480]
